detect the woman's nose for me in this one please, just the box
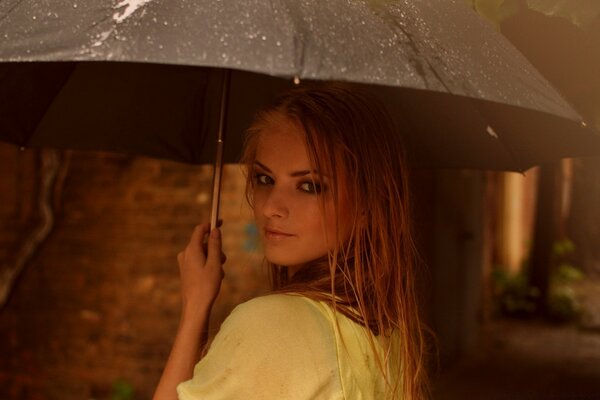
[261,188,289,219]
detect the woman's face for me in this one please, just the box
[251,113,349,274]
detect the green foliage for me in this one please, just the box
[111,379,134,400]
[463,0,521,27]
[492,267,540,317]
[492,238,584,322]
[465,0,600,30]
[526,0,600,29]
[552,238,576,257]
[547,284,581,322]
[547,239,584,322]
[553,262,584,283]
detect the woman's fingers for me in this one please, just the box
[184,223,212,264]
[182,223,227,271]
[191,223,210,247]
[207,228,222,267]
[177,222,227,309]
[200,244,227,264]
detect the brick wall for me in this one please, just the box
[0,143,268,399]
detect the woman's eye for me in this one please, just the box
[254,173,274,186]
[299,181,324,194]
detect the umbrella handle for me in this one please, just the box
[210,70,231,232]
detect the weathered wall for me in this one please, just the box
[0,142,493,398]
[0,143,267,399]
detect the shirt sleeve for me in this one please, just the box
[177,294,344,400]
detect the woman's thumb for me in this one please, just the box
[207,228,222,264]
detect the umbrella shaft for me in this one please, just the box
[210,139,224,230]
[209,70,231,230]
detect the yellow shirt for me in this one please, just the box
[177,293,395,399]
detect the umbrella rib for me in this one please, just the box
[0,0,27,24]
[378,7,455,94]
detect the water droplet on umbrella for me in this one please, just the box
[486,126,499,139]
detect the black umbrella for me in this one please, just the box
[2,0,600,225]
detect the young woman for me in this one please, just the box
[154,84,430,399]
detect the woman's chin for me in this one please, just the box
[264,252,306,269]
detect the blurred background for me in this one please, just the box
[1,1,600,399]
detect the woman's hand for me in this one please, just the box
[177,222,226,314]
[153,223,225,400]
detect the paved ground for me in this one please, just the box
[433,278,600,400]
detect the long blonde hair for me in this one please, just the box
[241,83,431,399]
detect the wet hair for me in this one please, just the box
[241,83,431,399]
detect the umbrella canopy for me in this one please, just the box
[1,0,599,171]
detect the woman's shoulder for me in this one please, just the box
[224,293,334,333]
[234,292,327,312]
[179,294,345,399]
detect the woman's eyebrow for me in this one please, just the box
[254,160,323,177]
[253,161,272,172]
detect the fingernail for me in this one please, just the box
[211,228,220,239]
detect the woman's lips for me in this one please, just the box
[264,228,294,240]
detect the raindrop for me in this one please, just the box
[73,3,78,8]
[486,126,499,139]
[32,15,37,20]
[293,76,301,85]
[581,121,588,128]
[276,41,281,46]
[261,35,267,41]
[163,21,168,26]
